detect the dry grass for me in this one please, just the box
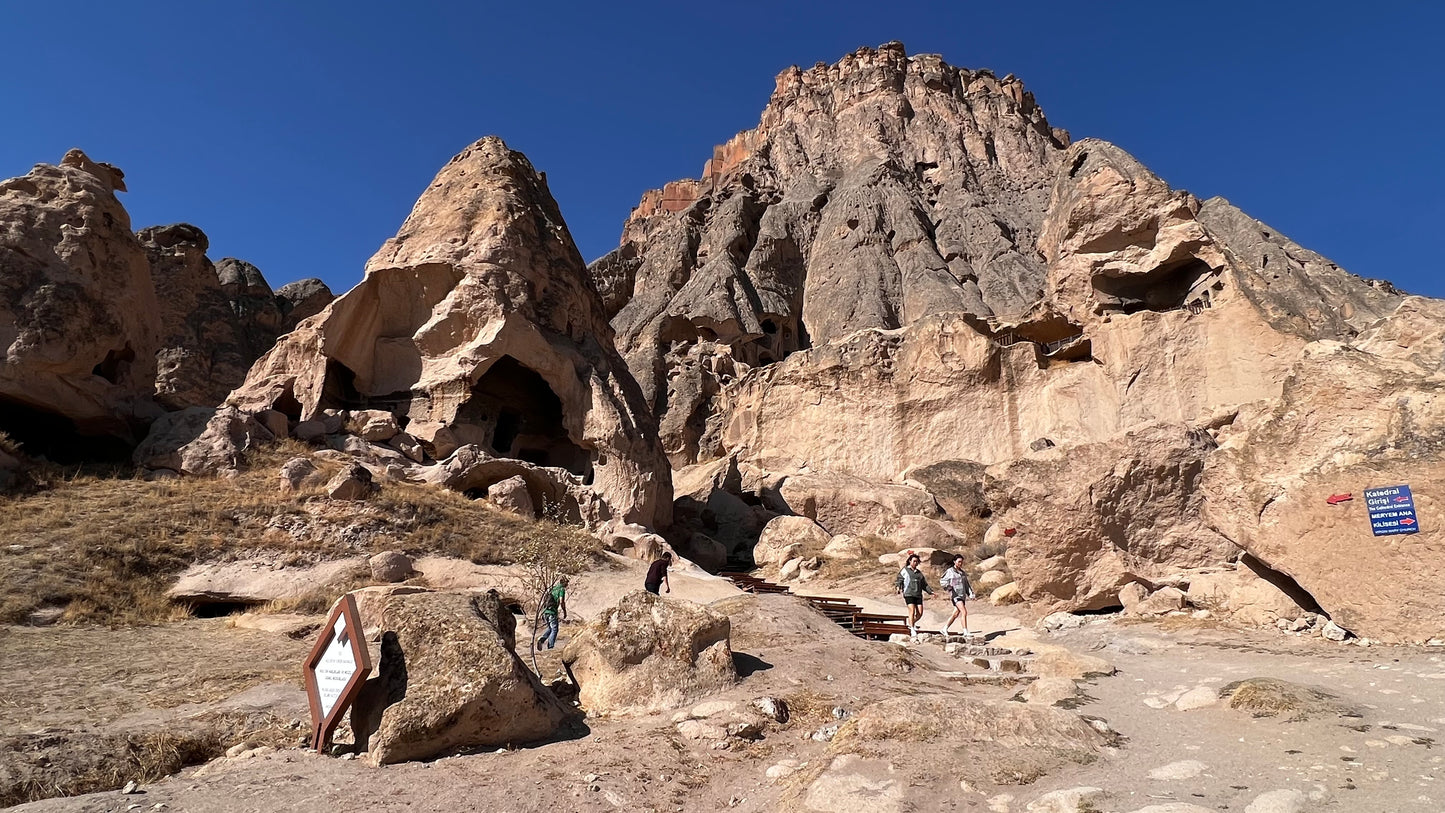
[0,440,596,626]
[0,712,301,808]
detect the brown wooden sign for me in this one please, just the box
[303,593,372,751]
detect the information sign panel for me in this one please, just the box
[1364,484,1421,536]
[303,593,371,751]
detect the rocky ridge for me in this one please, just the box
[0,150,331,459]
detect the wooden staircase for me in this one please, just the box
[719,571,912,640]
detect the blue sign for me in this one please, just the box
[1365,485,1420,536]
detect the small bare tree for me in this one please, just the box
[514,502,597,675]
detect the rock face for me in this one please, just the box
[986,423,1236,611]
[0,150,162,457]
[1204,304,1445,642]
[355,591,572,764]
[593,42,1066,465]
[561,591,736,715]
[0,150,330,462]
[230,137,671,528]
[585,42,1418,629]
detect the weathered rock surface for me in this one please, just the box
[356,591,572,764]
[753,515,829,565]
[0,150,161,455]
[986,423,1237,611]
[1204,319,1445,642]
[274,278,334,331]
[230,137,670,528]
[561,591,736,715]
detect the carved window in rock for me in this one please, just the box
[1092,257,1220,316]
[454,356,591,477]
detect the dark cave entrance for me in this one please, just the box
[455,356,590,476]
[0,397,133,464]
[1092,257,1217,315]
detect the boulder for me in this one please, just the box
[883,514,969,554]
[561,591,737,715]
[778,557,803,581]
[368,551,414,583]
[227,137,671,529]
[327,464,375,501]
[754,515,829,565]
[821,534,864,559]
[976,570,1010,592]
[293,420,327,443]
[978,554,1007,571]
[388,432,426,463]
[676,533,726,572]
[132,406,274,475]
[278,457,323,493]
[989,582,1023,606]
[1119,581,1149,612]
[346,409,399,442]
[253,409,289,439]
[1134,586,1186,616]
[486,475,535,518]
[355,591,572,764]
[987,423,1238,612]
[774,472,942,537]
[1184,563,1308,627]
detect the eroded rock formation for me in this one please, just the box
[0,150,322,462]
[594,42,1425,633]
[229,137,671,527]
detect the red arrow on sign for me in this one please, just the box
[1327,494,1353,505]
[1401,517,1417,525]
[1395,496,1411,503]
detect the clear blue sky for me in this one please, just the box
[3,1,1440,298]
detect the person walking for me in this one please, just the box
[940,556,974,638]
[536,575,569,650]
[645,552,673,595]
[894,552,933,639]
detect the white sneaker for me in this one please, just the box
[939,627,950,637]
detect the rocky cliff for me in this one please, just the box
[0,151,322,460]
[593,43,1436,641]
[229,137,672,528]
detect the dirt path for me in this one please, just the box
[7,568,1445,812]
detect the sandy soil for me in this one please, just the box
[5,560,1444,812]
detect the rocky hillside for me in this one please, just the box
[591,42,1440,643]
[0,150,332,460]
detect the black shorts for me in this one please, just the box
[645,582,661,595]
[950,592,968,605]
[904,596,923,607]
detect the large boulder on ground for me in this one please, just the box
[987,423,1237,612]
[132,406,274,475]
[561,591,737,715]
[1204,320,1445,642]
[354,591,572,764]
[486,475,536,517]
[227,137,671,528]
[1184,562,1310,627]
[754,515,830,565]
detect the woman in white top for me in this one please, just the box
[940,555,974,637]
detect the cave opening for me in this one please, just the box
[0,397,133,464]
[455,356,591,476]
[1092,257,1217,315]
[92,344,135,385]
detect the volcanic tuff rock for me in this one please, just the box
[229,137,671,527]
[0,150,318,461]
[1204,300,1445,643]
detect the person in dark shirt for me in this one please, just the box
[645,552,672,595]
